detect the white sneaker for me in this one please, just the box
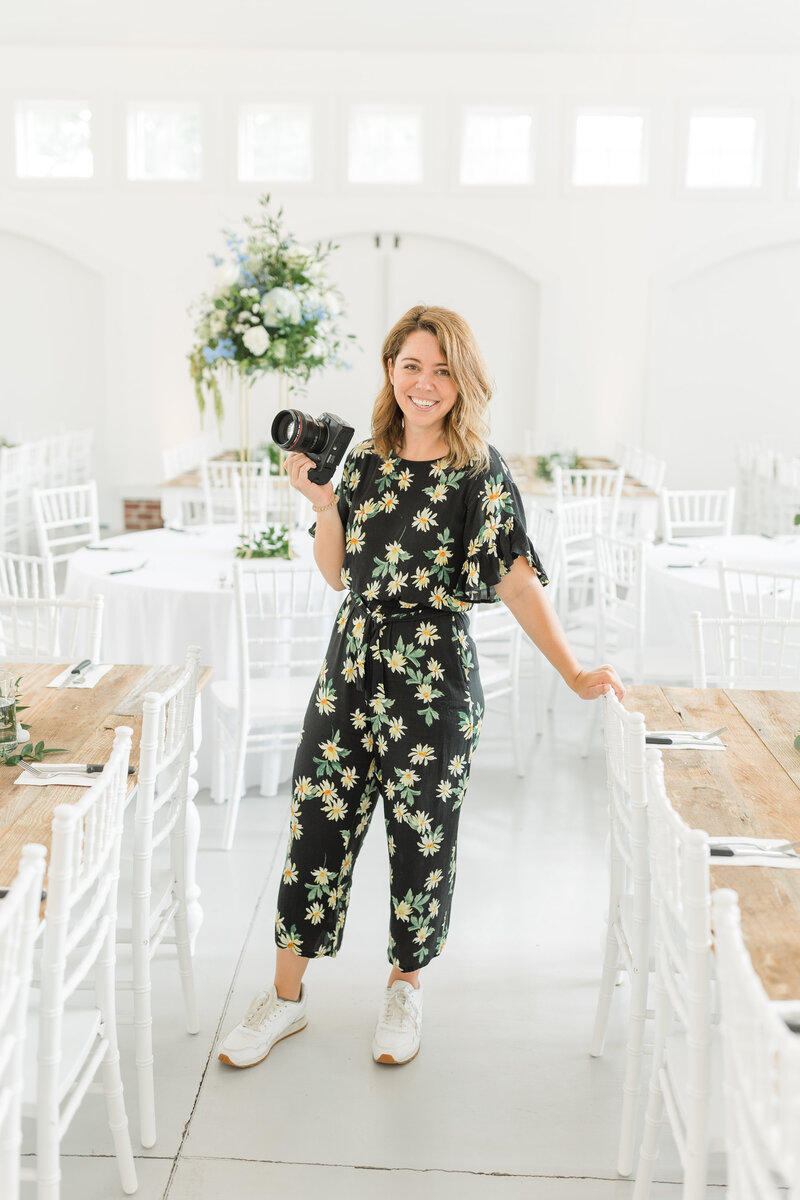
[371,980,423,1064]
[218,984,308,1068]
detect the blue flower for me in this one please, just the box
[201,338,237,364]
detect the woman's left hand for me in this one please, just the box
[570,665,626,702]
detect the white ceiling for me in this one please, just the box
[4,0,800,53]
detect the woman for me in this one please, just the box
[218,305,624,1069]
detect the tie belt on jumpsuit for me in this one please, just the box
[343,592,470,697]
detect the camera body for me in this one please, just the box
[271,408,355,486]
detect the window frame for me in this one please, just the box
[452,101,537,191]
[567,103,651,191]
[339,97,438,194]
[678,103,766,197]
[124,98,206,185]
[10,93,102,188]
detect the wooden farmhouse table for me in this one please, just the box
[625,685,800,1001]
[0,662,211,940]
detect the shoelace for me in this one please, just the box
[242,990,280,1031]
[381,987,420,1033]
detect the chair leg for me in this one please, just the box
[590,919,621,1057]
[96,949,138,1193]
[616,964,650,1176]
[132,939,156,1148]
[211,718,226,805]
[221,738,247,851]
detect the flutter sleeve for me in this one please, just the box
[456,446,549,603]
[308,439,367,537]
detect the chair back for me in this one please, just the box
[719,564,800,619]
[712,889,800,1200]
[201,459,263,525]
[469,603,520,703]
[0,443,49,555]
[552,497,602,621]
[524,504,560,593]
[0,553,56,601]
[553,466,624,535]
[594,533,646,682]
[690,611,800,689]
[31,481,100,563]
[232,561,338,710]
[0,844,46,1200]
[645,748,714,1166]
[134,648,200,948]
[601,693,649,901]
[0,595,103,662]
[660,487,735,540]
[43,431,93,489]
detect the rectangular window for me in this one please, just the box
[15,100,93,179]
[459,107,534,185]
[127,102,203,181]
[685,112,761,188]
[238,103,314,182]
[572,111,648,187]
[347,105,423,184]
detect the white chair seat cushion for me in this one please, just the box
[211,675,317,724]
[23,993,102,1106]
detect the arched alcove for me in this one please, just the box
[644,238,800,488]
[0,229,106,471]
[295,231,543,456]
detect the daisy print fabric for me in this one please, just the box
[275,440,549,971]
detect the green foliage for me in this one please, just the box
[236,524,291,559]
[534,450,581,482]
[2,741,67,767]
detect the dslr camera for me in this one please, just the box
[271,409,355,486]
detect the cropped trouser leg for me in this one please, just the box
[274,648,483,971]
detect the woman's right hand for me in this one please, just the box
[284,452,337,510]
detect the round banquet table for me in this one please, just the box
[64,524,321,791]
[645,534,800,674]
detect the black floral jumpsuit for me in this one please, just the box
[275,440,549,971]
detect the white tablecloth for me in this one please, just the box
[64,525,324,789]
[645,534,800,674]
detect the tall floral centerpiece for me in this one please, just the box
[188,195,353,556]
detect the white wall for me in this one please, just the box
[1,45,800,523]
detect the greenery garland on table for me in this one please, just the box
[534,450,581,482]
[235,525,290,559]
[0,677,65,766]
[187,194,355,425]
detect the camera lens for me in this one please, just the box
[271,409,328,455]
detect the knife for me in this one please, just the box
[710,845,798,858]
[56,660,92,688]
[24,763,136,775]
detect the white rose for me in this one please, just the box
[260,286,303,325]
[321,290,342,317]
[214,261,240,291]
[242,325,270,356]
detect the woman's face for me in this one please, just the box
[388,329,458,443]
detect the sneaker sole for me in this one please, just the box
[218,1017,308,1069]
[372,1042,420,1066]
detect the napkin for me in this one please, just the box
[14,765,95,787]
[708,836,800,867]
[47,663,114,690]
[646,731,726,750]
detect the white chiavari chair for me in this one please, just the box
[718,563,800,619]
[0,553,56,601]
[201,459,264,526]
[31,481,100,566]
[712,889,800,1200]
[633,749,723,1200]
[590,694,651,1177]
[690,611,800,690]
[0,443,49,555]
[0,844,46,1200]
[593,533,646,684]
[21,728,137,1199]
[470,603,526,775]
[212,562,339,850]
[0,595,103,664]
[553,465,625,536]
[43,431,93,488]
[115,647,200,1148]
[660,487,735,540]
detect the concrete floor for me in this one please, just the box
[24,683,726,1199]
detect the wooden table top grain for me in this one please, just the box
[0,661,212,887]
[625,685,800,1002]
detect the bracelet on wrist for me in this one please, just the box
[312,494,338,513]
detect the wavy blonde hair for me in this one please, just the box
[371,306,491,472]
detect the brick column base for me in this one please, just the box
[123,499,164,531]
